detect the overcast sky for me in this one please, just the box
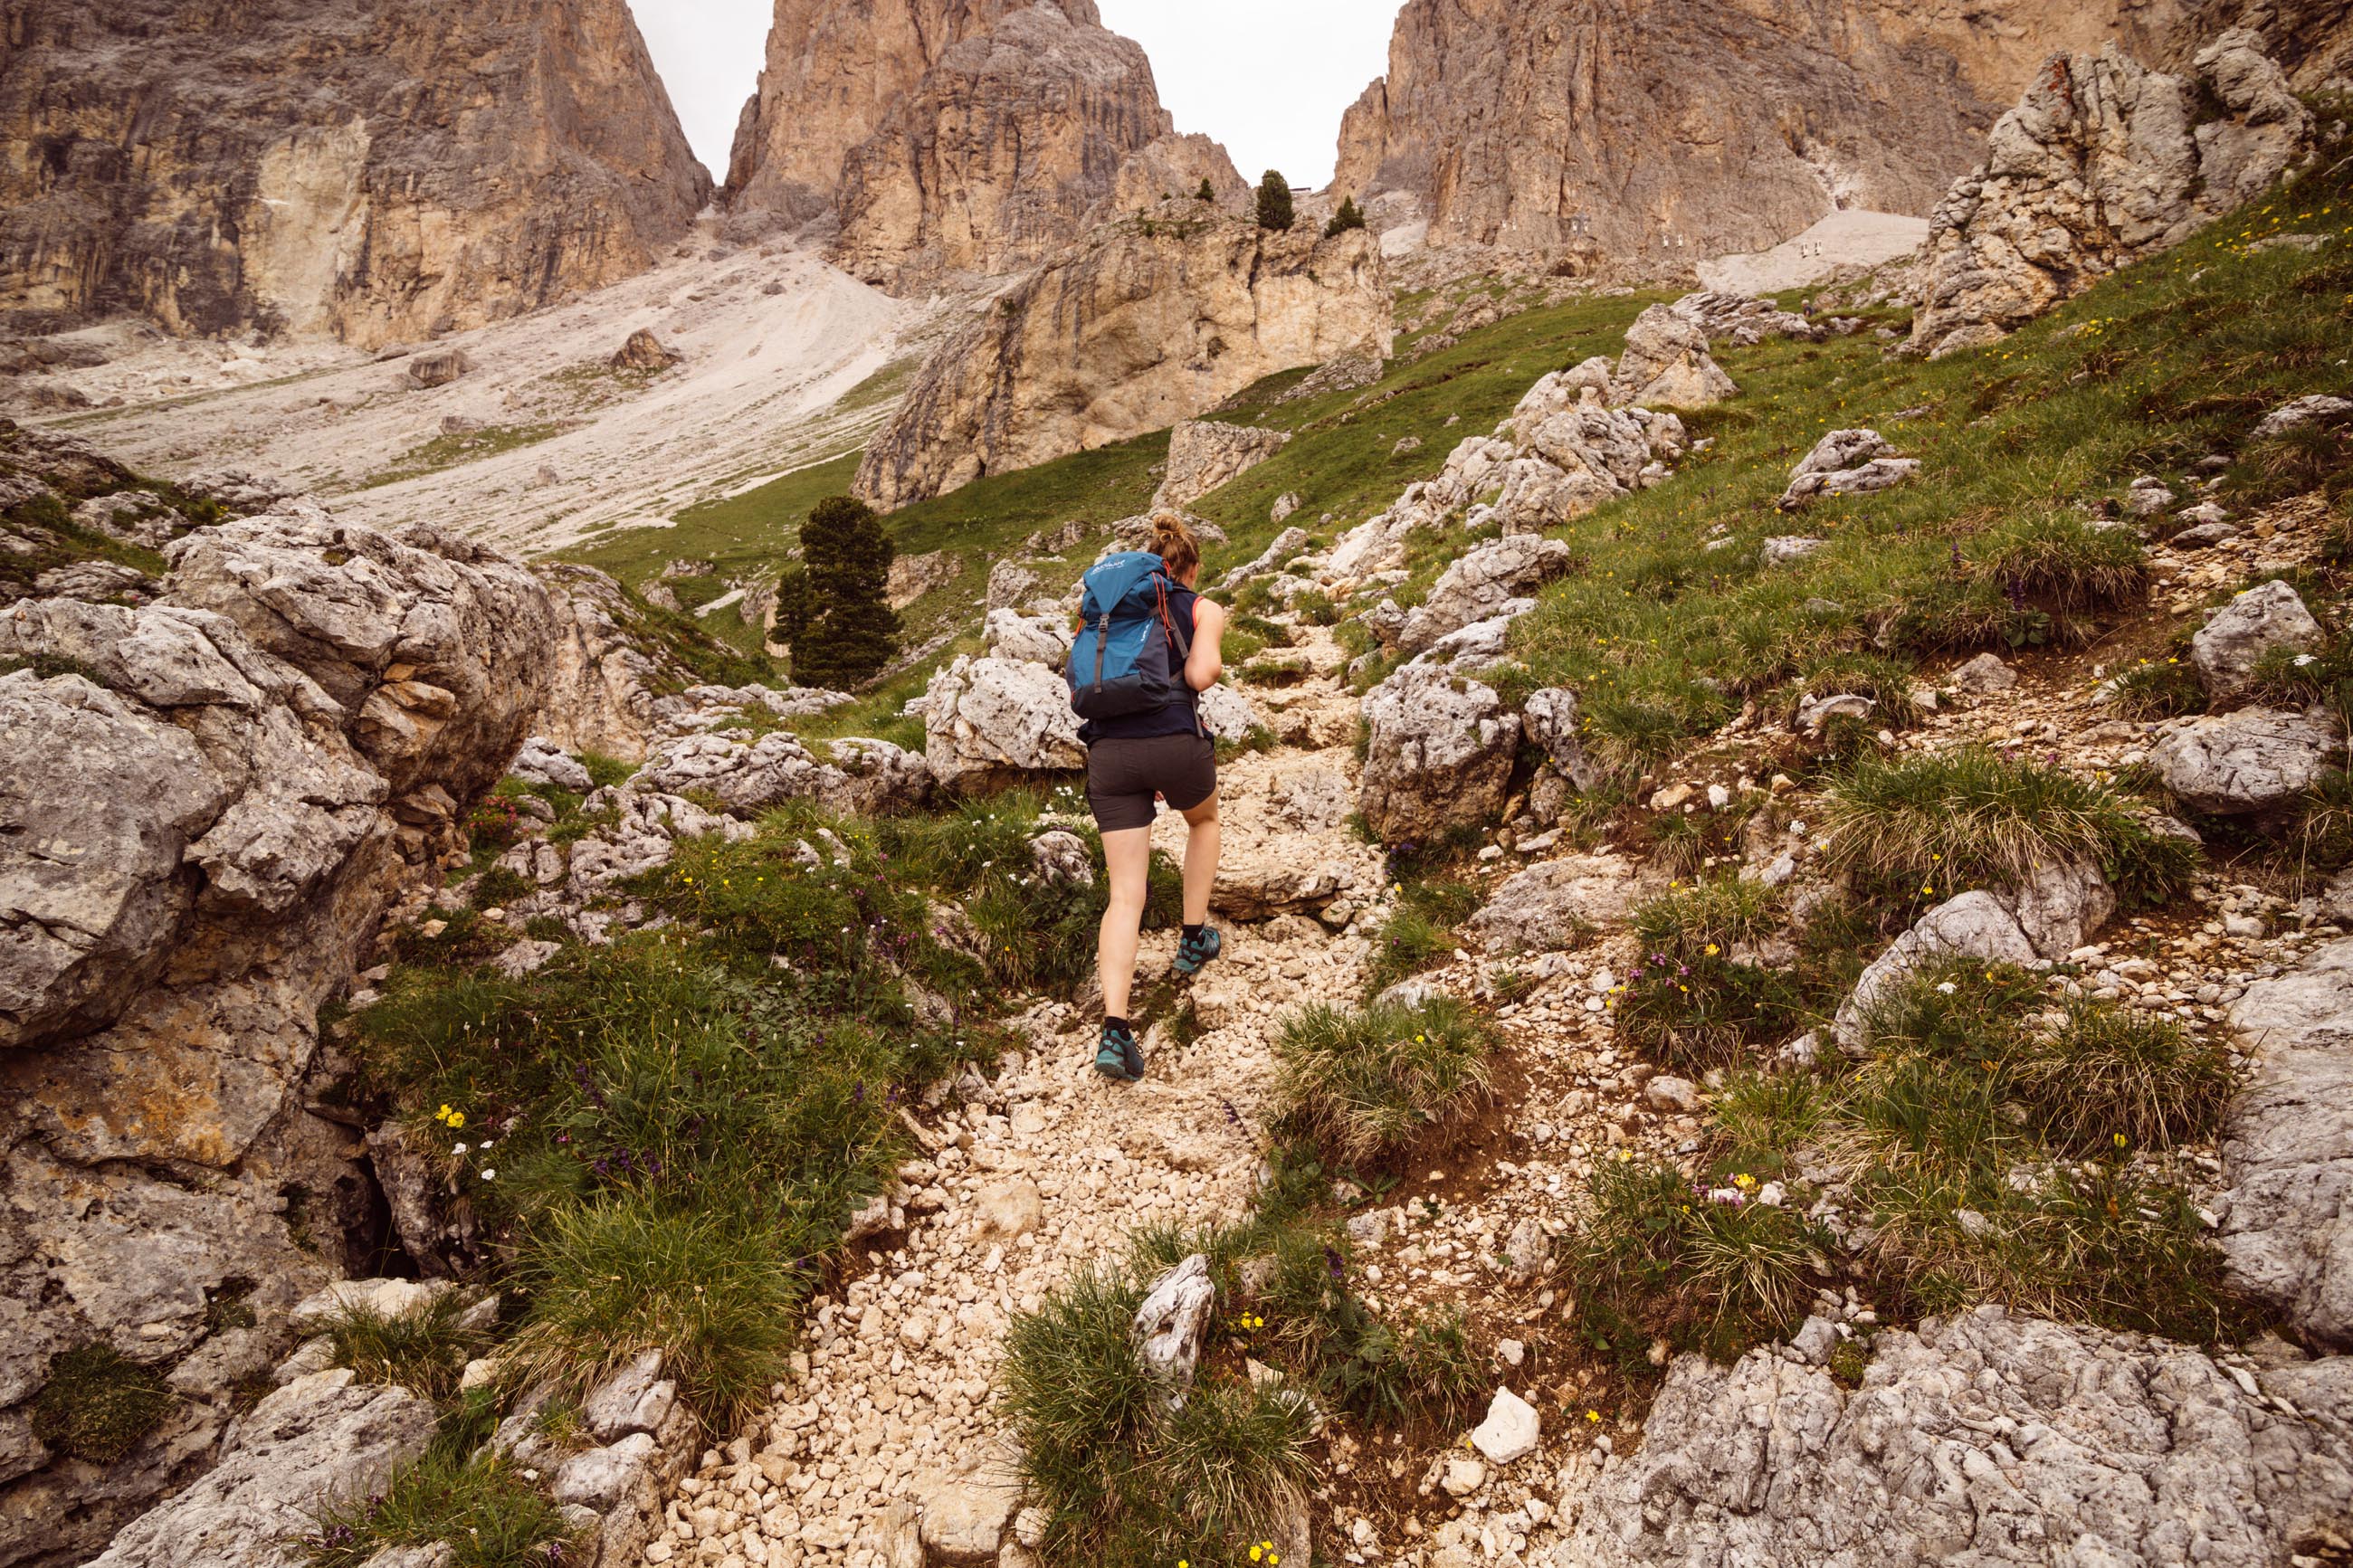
[625,1,1401,192]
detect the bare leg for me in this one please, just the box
[1097,826,1152,1022]
[1179,792,1220,927]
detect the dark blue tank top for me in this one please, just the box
[1080,586,1203,743]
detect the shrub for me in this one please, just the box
[1255,170,1294,233]
[1196,176,1216,202]
[1817,746,2197,909]
[1000,1259,1316,1566]
[1273,996,1495,1164]
[791,495,899,689]
[31,1344,169,1464]
[1323,196,1367,238]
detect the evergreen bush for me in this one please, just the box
[1255,170,1293,233]
[789,495,899,689]
[1323,196,1366,237]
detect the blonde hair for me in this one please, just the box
[1150,510,1200,580]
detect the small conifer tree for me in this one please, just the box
[788,495,899,689]
[1255,170,1294,233]
[1324,195,1367,237]
[1196,176,1216,202]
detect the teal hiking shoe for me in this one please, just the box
[1095,1022,1142,1082]
[1174,926,1223,977]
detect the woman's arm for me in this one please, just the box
[1186,599,1226,691]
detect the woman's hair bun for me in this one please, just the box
[1149,509,1200,576]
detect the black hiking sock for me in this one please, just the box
[1104,1015,1132,1037]
[1182,923,1205,944]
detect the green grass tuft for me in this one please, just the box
[1273,996,1496,1164]
[31,1344,170,1465]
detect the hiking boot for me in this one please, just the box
[1095,1022,1141,1082]
[1174,926,1223,976]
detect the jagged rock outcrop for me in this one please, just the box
[832,3,1176,290]
[1331,0,2103,263]
[1566,1305,2353,1566]
[1152,420,1291,509]
[854,214,1390,509]
[2151,706,2339,813]
[0,0,710,347]
[1399,535,1574,654]
[916,653,1085,788]
[1908,31,2313,357]
[1780,428,1922,508]
[0,498,554,1562]
[534,565,702,764]
[1359,663,1519,843]
[1607,306,1736,409]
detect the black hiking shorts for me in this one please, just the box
[1085,733,1217,832]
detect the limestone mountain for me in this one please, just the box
[0,0,711,350]
[1330,0,2214,263]
[728,0,1232,291]
[852,212,1393,509]
[723,0,1072,222]
[831,3,1177,288]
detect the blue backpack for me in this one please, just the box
[1067,551,1198,726]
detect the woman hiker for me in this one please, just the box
[1072,512,1229,1081]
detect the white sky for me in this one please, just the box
[625,1,1401,192]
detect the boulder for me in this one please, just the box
[1465,857,1636,955]
[921,656,1086,788]
[2191,579,2324,699]
[1608,305,1736,408]
[1909,33,2314,357]
[405,347,474,388]
[509,735,593,792]
[914,1463,1021,1564]
[552,1430,659,1513]
[1832,891,2038,1054]
[2151,708,2338,814]
[985,561,1039,613]
[1949,651,2017,692]
[2254,394,2353,441]
[1563,1307,2353,1566]
[1359,664,1520,842]
[581,1349,678,1442]
[87,1371,437,1568]
[1399,535,1573,653]
[610,329,681,372]
[1223,526,1310,588]
[1029,831,1094,888]
[2220,937,2353,1348]
[1195,681,1261,745]
[629,729,931,817]
[887,547,964,610]
[1669,290,1821,346]
[1778,428,1918,508]
[2004,856,2115,960]
[982,608,1073,669]
[1761,535,1826,565]
[1519,688,1599,793]
[1152,420,1291,509]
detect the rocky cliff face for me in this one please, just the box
[0,429,554,1563]
[724,0,1081,222]
[1907,30,2313,356]
[1331,0,2206,262]
[0,0,710,349]
[832,2,1174,289]
[729,0,1212,291]
[853,212,1392,510]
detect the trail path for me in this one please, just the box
[638,623,1389,1567]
